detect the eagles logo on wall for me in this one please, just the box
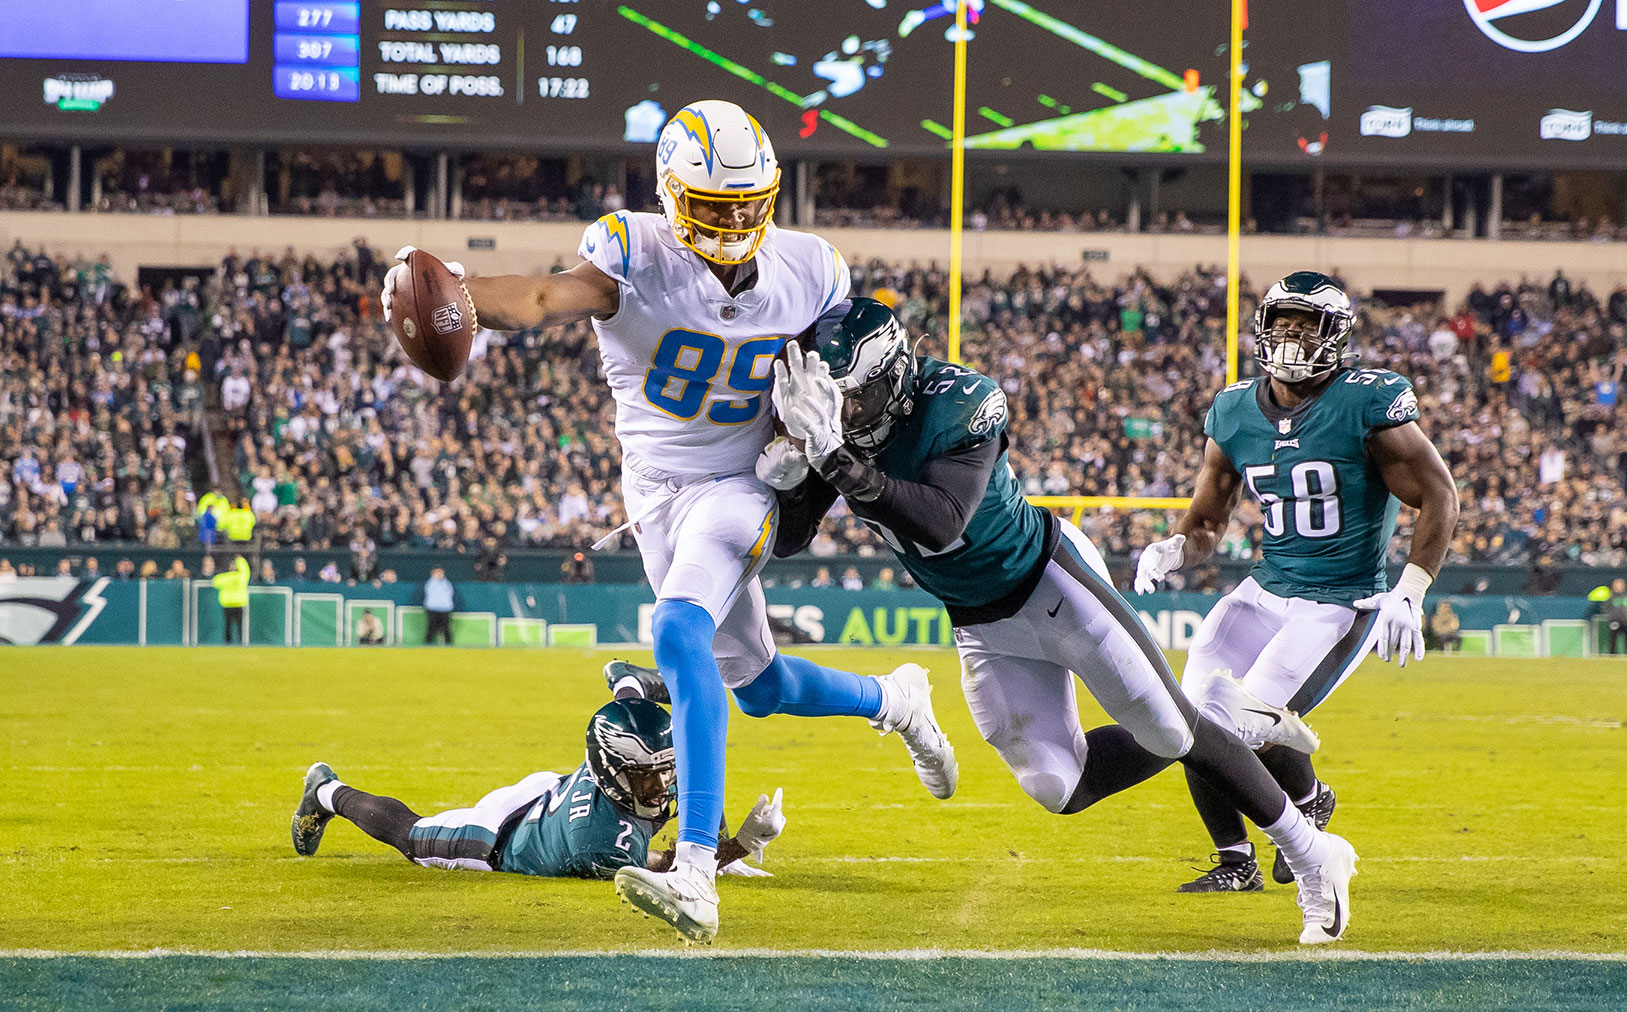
[0,577,109,645]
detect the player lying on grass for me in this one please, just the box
[750,296,1358,944]
[290,696,785,881]
[1136,271,1459,893]
[384,99,954,944]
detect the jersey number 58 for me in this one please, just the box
[1243,461,1341,539]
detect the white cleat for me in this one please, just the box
[1297,832,1358,945]
[871,663,959,800]
[615,863,720,944]
[1204,669,1321,753]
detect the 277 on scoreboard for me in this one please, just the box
[273,2,362,103]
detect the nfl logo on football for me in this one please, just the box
[431,302,463,335]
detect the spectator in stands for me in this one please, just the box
[356,608,385,645]
[138,560,160,579]
[424,567,455,645]
[259,559,277,583]
[561,550,594,584]
[82,557,100,582]
[0,559,14,583]
[871,567,897,591]
[1429,600,1462,653]
[811,566,833,588]
[841,566,864,591]
[115,559,136,580]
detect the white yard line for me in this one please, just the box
[1,948,1623,962]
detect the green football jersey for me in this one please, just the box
[864,356,1050,611]
[1204,367,1420,606]
[498,763,660,879]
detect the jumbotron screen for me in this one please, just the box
[0,0,1232,155]
[0,1,1623,166]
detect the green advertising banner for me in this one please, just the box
[0,578,1612,658]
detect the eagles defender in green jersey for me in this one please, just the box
[760,297,1361,944]
[1137,271,1459,894]
[290,692,786,883]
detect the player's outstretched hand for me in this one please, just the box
[382,245,465,324]
[733,787,786,861]
[756,436,810,490]
[1134,534,1186,595]
[772,345,844,466]
[1353,587,1426,667]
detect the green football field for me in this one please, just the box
[3,646,1624,1009]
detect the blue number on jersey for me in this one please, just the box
[642,330,785,424]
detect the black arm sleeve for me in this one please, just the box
[771,471,842,558]
[848,436,1001,553]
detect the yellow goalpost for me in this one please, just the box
[944,0,1248,519]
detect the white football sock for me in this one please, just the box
[676,841,718,881]
[1293,782,1321,808]
[1218,842,1252,860]
[613,675,646,699]
[871,675,905,730]
[315,779,345,814]
[1262,800,1330,877]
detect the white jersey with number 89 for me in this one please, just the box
[578,210,849,478]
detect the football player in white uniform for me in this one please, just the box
[382,101,956,944]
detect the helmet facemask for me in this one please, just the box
[1254,277,1354,385]
[835,345,914,450]
[660,174,779,266]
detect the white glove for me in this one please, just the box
[382,245,465,324]
[1353,564,1431,667]
[1134,534,1186,595]
[719,859,773,878]
[732,788,785,861]
[755,435,810,490]
[771,344,844,466]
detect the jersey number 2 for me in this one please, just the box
[1243,461,1341,539]
[643,330,784,425]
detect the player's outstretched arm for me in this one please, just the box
[463,261,619,332]
[1369,421,1460,578]
[1173,438,1244,567]
[1355,421,1459,665]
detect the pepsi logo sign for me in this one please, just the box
[1464,0,1619,53]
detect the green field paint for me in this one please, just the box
[1036,94,1072,114]
[988,0,1186,92]
[1091,83,1128,104]
[977,107,1014,128]
[619,6,887,146]
[921,119,954,139]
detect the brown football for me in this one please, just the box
[390,249,478,382]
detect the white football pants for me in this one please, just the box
[622,465,778,688]
[955,521,1198,814]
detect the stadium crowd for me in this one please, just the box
[2,235,1624,583]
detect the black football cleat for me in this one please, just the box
[291,761,337,857]
[604,659,670,705]
[1177,845,1265,893]
[1274,784,1337,884]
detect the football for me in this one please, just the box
[389,249,478,381]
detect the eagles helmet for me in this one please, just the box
[656,100,780,266]
[796,296,915,450]
[585,698,676,822]
[1255,271,1355,384]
